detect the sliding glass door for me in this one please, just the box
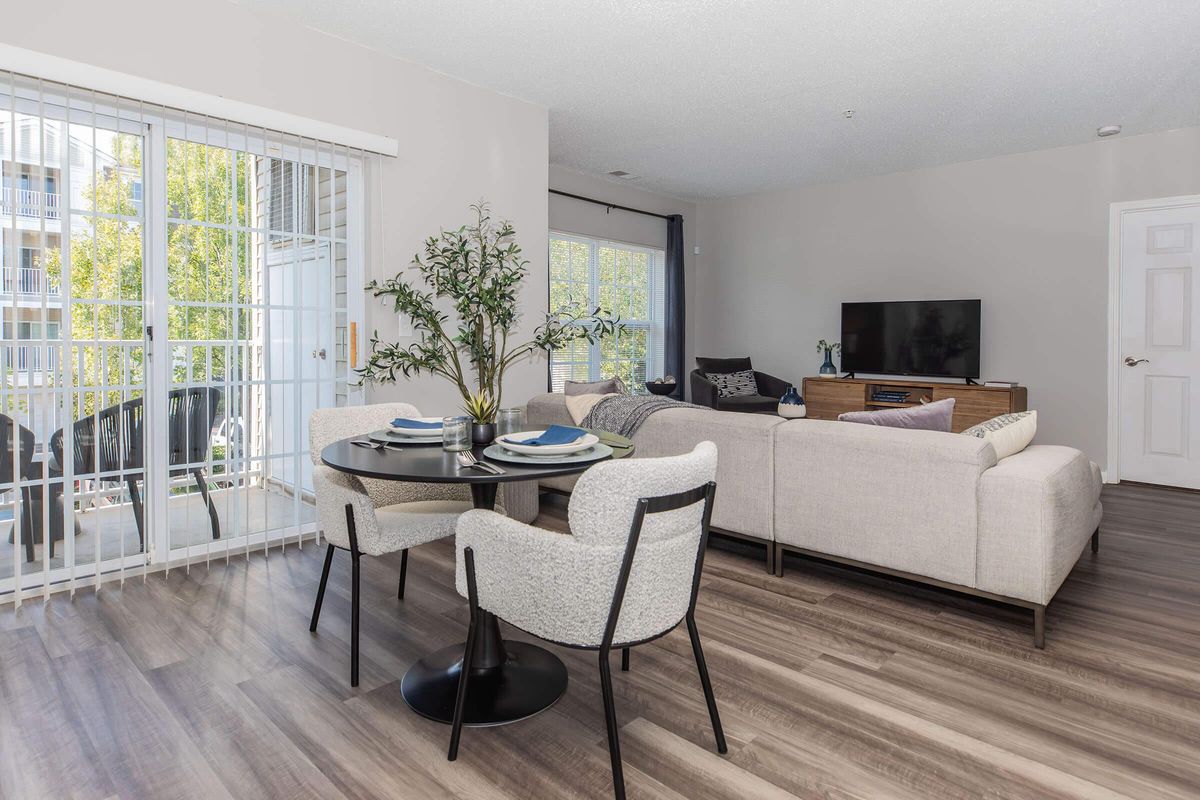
[1,73,362,600]
[158,128,355,564]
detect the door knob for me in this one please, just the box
[312,348,327,360]
[1124,356,1149,367]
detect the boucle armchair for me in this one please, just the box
[307,402,475,687]
[447,442,727,800]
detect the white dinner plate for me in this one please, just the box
[388,417,445,439]
[496,430,599,456]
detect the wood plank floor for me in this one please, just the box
[0,482,1197,799]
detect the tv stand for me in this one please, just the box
[839,372,855,380]
[965,377,979,385]
[801,376,1026,433]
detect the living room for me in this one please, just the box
[1,1,1197,799]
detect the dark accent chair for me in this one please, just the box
[1,414,40,562]
[689,356,791,413]
[49,386,223,554]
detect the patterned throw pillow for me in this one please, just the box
[961,410,1037,460]
[705,369,758,398]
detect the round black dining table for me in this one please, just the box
[320,436,621,726]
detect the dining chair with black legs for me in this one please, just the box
[447,442,726,800]
[307,402,477,687]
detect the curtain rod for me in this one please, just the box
[549,188,676,221]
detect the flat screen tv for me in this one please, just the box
[840,299,981,379]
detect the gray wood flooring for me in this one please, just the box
[0,482,1197,799]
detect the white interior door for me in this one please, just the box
[1117,199,1200,489]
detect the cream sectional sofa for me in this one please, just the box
[526,393,1103,647]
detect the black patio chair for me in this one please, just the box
[0,413,38,562]
[49,386,223,554]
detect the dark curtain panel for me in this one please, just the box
[664,214,685,397]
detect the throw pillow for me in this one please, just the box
[564,392,616,424]
[705,369,758,398]
[838,398,956,432]
[961,410,1037,459]
[564,377,627,396]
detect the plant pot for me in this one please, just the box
[778,385,807,418]
[471,422,496,445]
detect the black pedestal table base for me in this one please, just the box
[400,478,568,725]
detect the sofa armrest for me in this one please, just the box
[754,371,791,399]
[689,370,719,408]
[976,445,1102,605]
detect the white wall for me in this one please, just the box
[695,127,1200,463]
[1,0,549,413]
[549,165,697,383]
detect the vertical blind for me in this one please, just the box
[0,68,389,605]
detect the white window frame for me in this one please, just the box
[548,230,665,391]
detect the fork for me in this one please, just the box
[352,439,401,451]
[456,450,504,475]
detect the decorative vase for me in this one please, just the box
[818,347,838,377]
[778,385,807,418]
[471,421,496,445]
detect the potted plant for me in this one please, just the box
[816,339,841,378]
[358,202,622,443]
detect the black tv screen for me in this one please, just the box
[841,300,981,379]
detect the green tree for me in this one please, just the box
[44,134,253,414]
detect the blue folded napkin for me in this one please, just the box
[516,425,586,446]
[391,418,442,430]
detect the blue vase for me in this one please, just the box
[818,347,838,377]
[778,385,807,418]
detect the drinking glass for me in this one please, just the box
[496,407,525,437]
[442,416,471,452]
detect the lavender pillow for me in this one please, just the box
[838,398,956,432]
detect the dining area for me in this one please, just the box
[308,403,725,800]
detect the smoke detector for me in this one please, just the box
[1097,125,1122,137]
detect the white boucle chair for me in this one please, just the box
[448,441,726,800]
[308,402,474,687]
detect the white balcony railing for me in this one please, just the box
[1,267,59,296]
[4,342,59,373]
[0,187,61,219]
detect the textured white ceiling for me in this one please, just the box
[235,0,1200,199]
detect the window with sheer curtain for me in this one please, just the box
[548,231,665,392]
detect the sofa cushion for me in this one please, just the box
[696,356,753,374]
[838,397,956,432]
[774,419,996,587]
[962,410,1037,459]
[564,377,626,395]
[705,369,758,398]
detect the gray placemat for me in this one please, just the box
[483,442,614,466]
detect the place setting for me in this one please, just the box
[483,424,627,466]
[354,416,447,449]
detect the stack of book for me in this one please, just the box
[872,390,911,403]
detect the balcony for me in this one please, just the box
[1,267,60,296]
[0,187,61,220]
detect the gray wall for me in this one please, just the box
[549,165,697,382]
[3,0,549,414]
[694,126,1200,463]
